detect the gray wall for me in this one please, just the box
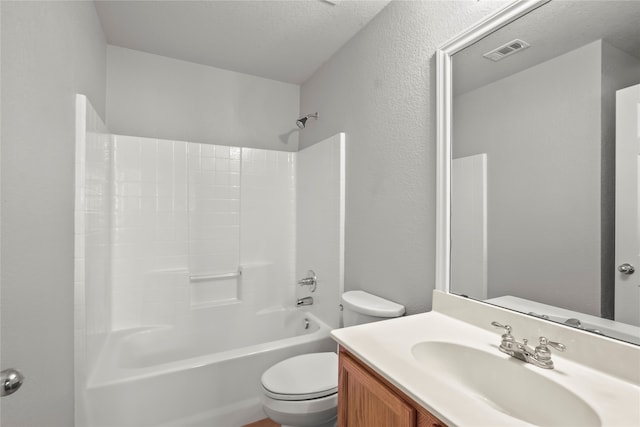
[300,0,506,314]
[106,45,301,151]
[1,1,107,425]
[453,41,604,316]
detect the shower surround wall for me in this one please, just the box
[75,95,113,426]
[76,112,343,339]
[110,135,295,329]
[296,133,345,328]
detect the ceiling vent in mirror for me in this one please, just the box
[483,39,530,61]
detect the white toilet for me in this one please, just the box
[261,290,405,427]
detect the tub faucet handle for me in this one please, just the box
[298,270,317,293]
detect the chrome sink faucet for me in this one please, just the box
[491,321,566,369]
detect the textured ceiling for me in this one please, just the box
[453,1,640,95]
[95,0,391,85]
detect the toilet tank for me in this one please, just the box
[341,290,405,327]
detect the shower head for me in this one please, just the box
[296,112,318,129]
[296,117,308,129]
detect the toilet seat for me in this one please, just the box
[261,352,338,401]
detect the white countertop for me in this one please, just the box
[331,293,640,427]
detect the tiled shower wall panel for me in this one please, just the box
[110,136,296,329]
[187,143,242,305]
[187,144,241,275]
[110,135,189,329]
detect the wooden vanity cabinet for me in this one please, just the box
[338,347,447,427]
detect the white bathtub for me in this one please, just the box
[85,309,336,427]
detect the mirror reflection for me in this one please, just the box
[450,1,640,345]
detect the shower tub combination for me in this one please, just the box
[76,94,345,426]
[85,308,335,427]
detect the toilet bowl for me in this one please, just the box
[261,352,338,427]
[261,290,405,427]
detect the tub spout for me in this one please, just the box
[297,297,313,307]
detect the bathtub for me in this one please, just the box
[85,309,336,427]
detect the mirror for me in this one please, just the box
[437,0,640,345]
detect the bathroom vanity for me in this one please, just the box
[338,347,445,427]
[331,291,640,426]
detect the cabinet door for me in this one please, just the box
[417,408,447,427]
[339,353,416,427]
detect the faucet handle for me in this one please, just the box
[534,337,566,364]
[491,322,516,353]
[538,336,566,352]
[297,270,317,293]
[491,321,512,334]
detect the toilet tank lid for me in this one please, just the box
[341,290,405,318]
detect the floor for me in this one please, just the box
[242,419,280,427]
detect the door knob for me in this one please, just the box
[1,368,24,397]
[618,263,635,275]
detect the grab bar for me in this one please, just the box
[189,266,242,282]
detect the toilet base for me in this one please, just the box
[262,393,337,427]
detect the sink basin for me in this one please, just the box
[411,341,601,426]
